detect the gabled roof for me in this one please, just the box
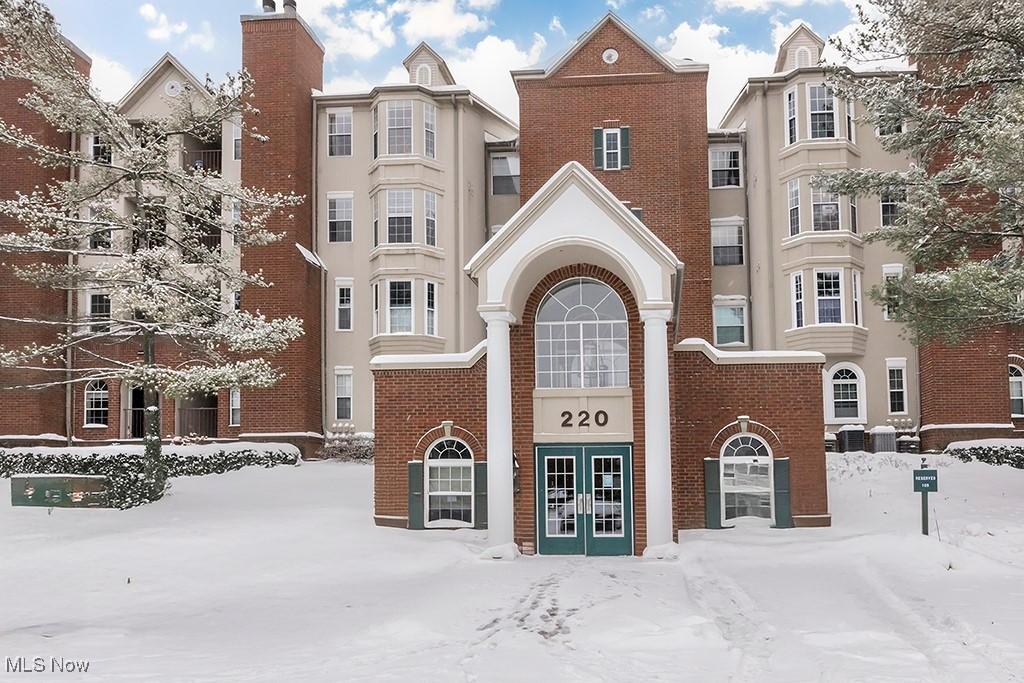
[466,160,680,276]
[116,52,210,111]
[511,12,707,81]
[773,23,826,73]
[402,42,456,85]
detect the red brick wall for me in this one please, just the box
[0,48,89,439]
[240,15,324,440]
[672,352,828,528]
[372,359,487,522]
[515,19,712,341]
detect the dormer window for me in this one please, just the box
[416,64,431,86]
[795,47,811,68]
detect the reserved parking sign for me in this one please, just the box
[913,469,938,493]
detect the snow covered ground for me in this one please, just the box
[2,453,1023,682]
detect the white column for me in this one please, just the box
[641,308,676,557]
[482,310,516,557]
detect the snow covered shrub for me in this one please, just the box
[0,444,300,508]
[320,429,374,462]
[945,441,1024,469]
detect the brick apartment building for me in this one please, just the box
[0,4,1017,555]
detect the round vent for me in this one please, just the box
[602,48,619,64]
[164,80,183,97]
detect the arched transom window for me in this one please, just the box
[535,278,629,389]
[721,434,772,522]
[830,365,863,421]
[1010,365,1024,416]
[84,380,109,427]
[425,438,473,527]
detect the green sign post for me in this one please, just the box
[913,464,938,535]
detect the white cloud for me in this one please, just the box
[305,5,396,61]
[390,0,491,47]
[712,0,831,10]
[465,0,500,8]
[640,5,667,22]
[658,19,796,125]
[548,16,567,38]
[446,32,545,122]
[88,53,136,102]
[138,3,188,42]
[606,0,628,9]
[323,65,408,93]
[183,20,216,52]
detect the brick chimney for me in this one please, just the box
[239,4,325,451]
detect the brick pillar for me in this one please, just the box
[239,8,324,452]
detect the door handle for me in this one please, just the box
[576,493,584,514]
[585,493,593,515]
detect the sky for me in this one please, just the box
[45,0,867,125]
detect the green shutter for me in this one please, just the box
[474,461,488,530]
[407,461,424,530]
[773,458,793,529]
[593,128,604,169]
[704,458,722,529]
[620,126,631,168]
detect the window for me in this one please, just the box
[491,155,520,195]
[1011,365,1024,416]
[845,100,855,143]
[424,191,437,247]
[1000,186,1021,228]
[386,100,412,155]
[328,194,353,242]
[416,64,432,86]
[84,380,109,426]
[88,292,111,332]
[882,264,904,321]
[788,178,800,236]
[90,134,111,164]
[336,280,353,331]
[604,128,621,170]
[795,47,811,68]
[372,194,379,247]
[229,388,241,426]
[712,222,743,266]
[849,197,858,234]
[887,358,907,415]
[388,280,413,333]
[593,127,630,170]
[880,187,904,227]
[233,290,241,311]
[791,272,804,328]
[335,369,353,420]
[878,119,904,136]
[808,85,836,139]
[425,281,437,336]
[535,278,628,389]
[714,303,747,346]
[386,189,413,243]
[710,147,742,188]
[812,187,840,231]
[88,208,111,250]
[425,438,474,527]
[372,104,378,159]
[815,270,843,324]
[720,434,772,523]
[372,283,380,335]
[328,108,353,157]
[829,364,864,422]
[852,271,863,326]
[424,103,436,160]
[785,89,798,145]
[232,123,242,160]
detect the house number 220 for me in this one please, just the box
[560,410,609,428]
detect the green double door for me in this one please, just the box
[535,444,633,556]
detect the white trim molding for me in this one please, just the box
[675,338,825,364]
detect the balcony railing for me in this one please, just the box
[182,149,222,174]
[178,407,218,437]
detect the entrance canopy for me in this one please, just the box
[465,161,681,321]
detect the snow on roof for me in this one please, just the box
[370,340,486,369]
[295,243,325,270]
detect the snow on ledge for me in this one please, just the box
[945,438,1024,450]
[919,423,1014,432]
[0,433,65,441]
[674,338,825,365]
[237,432,324,439]
[370,340,487,370]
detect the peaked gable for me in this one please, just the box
[774,24,826,72]
[402,42,456,86]
[117,53,209,118]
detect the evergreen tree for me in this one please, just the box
[817,0,1024,342]
[0,0,304,498]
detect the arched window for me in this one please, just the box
[795,47,811,68]
[425,438,473,527]
[827,363,865,423]
[416,64,431,86]
[84,380,109,426]
[1010,365,1024,416]
[535,278,628,389]
[720,434,772,522]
